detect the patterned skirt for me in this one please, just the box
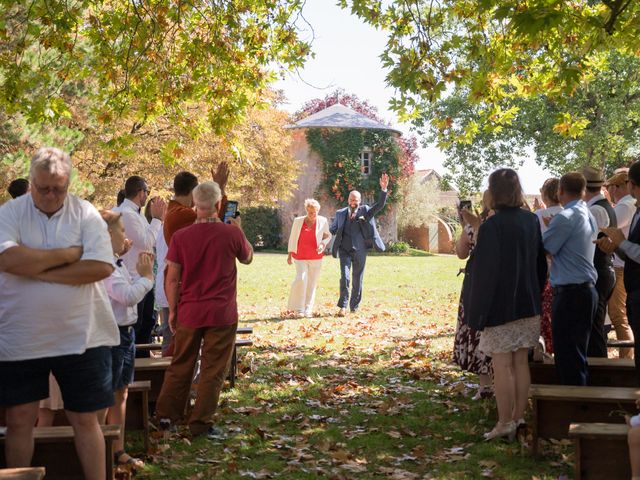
[479,315,540,355]
[452,295,492,376]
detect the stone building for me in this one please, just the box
[280,104,402,248]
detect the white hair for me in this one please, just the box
[29,147,72,179]
[193,181,222,212]
[304,198,320,211]
[349,190,361,198]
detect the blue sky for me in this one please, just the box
[274,0,552,194]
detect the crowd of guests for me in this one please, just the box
[452,163,640,460]
[0,148,254,480]
[9,146,640,475]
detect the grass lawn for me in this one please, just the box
[136,252,571,479]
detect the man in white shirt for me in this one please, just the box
[0,147,119,480]
[606,171,636,358]
[582,167,617,357]
[115,176,166,356]
[599,161,640,383]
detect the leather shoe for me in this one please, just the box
[337,308,347,317]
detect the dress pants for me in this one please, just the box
[288,259,323,315]
[155,323,236,436]
[135,289,156,358]
[338,249,367,311]
[626,289,640,385]
[552,284,597,386]
[609,267,634,358]
[587,267,615,358]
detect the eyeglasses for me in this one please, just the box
[140,187,150,195]
[32,182,68,196]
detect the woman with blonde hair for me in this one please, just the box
[287,199,332,317]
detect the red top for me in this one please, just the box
[166,222,252,328]
[292,222,323,260]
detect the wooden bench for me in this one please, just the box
[608,339,635,349]
[45,380,151,452]
[0,468,45,480]
[126,380,150,452]
[530,357,637,387]
[229,337,253,388]
[134,337,255,402]
[530,384,640,455]
[134,357,170,404]
[569,423,630,479]
[0,425,120,480]
[138,327,255,354]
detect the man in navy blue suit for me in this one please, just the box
[330,173,389,316]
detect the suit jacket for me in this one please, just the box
[464,207,547,331]
[330,190,387,258]
[288,215,332,254]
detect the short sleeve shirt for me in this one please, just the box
[0,194,119,361]
[166,222,251,328]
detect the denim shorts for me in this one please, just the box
[112,326,136,391]
[0,346,113,412]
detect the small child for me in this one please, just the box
[101,210,154,469]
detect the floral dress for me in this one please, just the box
[453,225,492,375]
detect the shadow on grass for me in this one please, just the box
[138,339,571,480]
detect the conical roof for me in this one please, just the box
[287,104,401,135]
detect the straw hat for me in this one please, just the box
[581,166,605,188]
[606,171,628,187]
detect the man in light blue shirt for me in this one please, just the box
[543,172,598,385]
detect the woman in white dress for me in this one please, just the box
[287,199,332,317]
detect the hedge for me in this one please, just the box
[241,206,281,250]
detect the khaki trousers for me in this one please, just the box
[608,267,634,359]
[155,323,236,435]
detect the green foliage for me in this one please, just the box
[396,175,440,229]
[241,206,281,250]
[414,51,640,193]
[305,128,401,206]
[340,1,640,135]
[0,0,311,160]
[385,240,410,253]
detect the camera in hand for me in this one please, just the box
[223,201,239,223]
[459,200,472,210]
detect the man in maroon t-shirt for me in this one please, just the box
[155,181,253,438]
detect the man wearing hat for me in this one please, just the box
[582,166,617,357]
[606,171,636,358]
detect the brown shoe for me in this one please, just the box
[337,308,347,317]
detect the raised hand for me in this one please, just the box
[211,162,230,193]
[150,197,167,221]
[380,173,389,191]
[460,208,481,232]
[136,252,154,280]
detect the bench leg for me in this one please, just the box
[531,398,539,457]
[106,437,114,480]
[229,346,237,389]
[142,389,150,453]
